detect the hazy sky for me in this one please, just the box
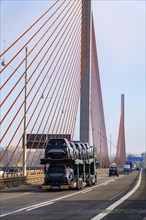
[92,0,145,155]
[1,1,145,156]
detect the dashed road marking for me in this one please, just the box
[82,189,92,193]
[90,171,142,220]
[26,202,54,211]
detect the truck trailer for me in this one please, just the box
[40,156,97,190]
[124,161,133,171]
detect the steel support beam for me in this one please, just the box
[80,0,92,144]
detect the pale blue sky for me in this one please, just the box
[92,0,145,155]
[0,0,145,156]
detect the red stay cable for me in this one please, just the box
[19,3,81,170]
[34,18,82,170]
[0,0,71,109]
[0,0,78,164]
[0,0,60,62]
[57,34,81,136]
[0,0,75,131]
[15,1,81,171]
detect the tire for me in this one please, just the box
[87,177,92,186]
[79,180,83,189]
[93,175,97,185]
[77,180,83,190]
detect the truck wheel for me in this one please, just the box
[88,178,92,186]
[93,176,96,185]
[79,180,83,189]
[77,180,83,190]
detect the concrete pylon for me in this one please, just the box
[116,94,126,168]
[80,0,92,144]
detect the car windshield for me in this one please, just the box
[110,167,117,170]
[48,166,65,173]
[8,168,15,172]
[46,139,67,149]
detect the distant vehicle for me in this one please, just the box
[70,142,79,159]
[126,161,133,169]
[109,167,119,177]
[136,167,140,171]
[44,165,74,186]
[132,164,136,170]
[111,163,117,167]
[0,168,4,176]
[6,168,21,175]
[124,164,131,171]
[124,161,133,171]
[45,138,74,159]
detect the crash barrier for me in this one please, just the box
[0,170,44,189]
[0,168,109,189]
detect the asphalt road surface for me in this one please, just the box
[0,169,145,220]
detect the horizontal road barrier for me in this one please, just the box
[0,168,109,189]
[0,169,44,178]
[0,170,44,189]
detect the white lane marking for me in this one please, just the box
[0,178,116,218]
[82,189,92,193]
[0,208,29,218]
[90,171,142,220]
[26,202,54,211]
[102,183,109,186]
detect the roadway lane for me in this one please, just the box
[0,170,141,220]
[100,168,146,220]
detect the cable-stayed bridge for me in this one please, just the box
[0,0,128,176]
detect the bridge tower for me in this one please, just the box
[116,94,126,168]
[80,0,92,144]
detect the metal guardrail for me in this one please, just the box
[0,168,110,189]
[0,169,105,188]
[0,170,44,189]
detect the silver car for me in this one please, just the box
[6,168,21,175]
[84,143,94,158]
[70,142,79,159]
[80,143,88,159]
[74,143,85,160]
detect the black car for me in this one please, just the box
[74,143,84,159]
[44,165,74,185]
[45,138,74,159]
[109,167,119,177]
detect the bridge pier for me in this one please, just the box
[80,0,92,145]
